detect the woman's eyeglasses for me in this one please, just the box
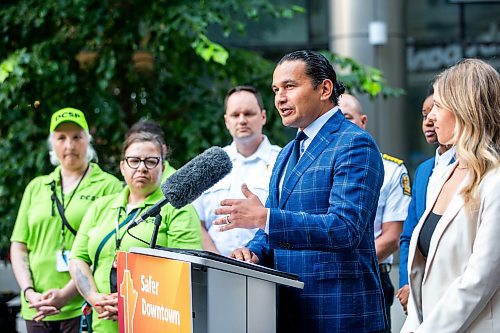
[124,156,161,169]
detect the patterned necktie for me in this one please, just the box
[283,131,308,184]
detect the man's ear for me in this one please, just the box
[320,79,334,101]
[224,113,230,131]
[261,109,267,125]
[361,114,368,128]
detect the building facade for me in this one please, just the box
[217,0,500,171]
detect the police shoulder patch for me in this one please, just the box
[382,153,404,165]
[400,173,411,196]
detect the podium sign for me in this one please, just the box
[126,247,304,333]
[117,251,192,333]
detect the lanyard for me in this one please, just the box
[92,207,140,272]
[50,164,90,248]
[56,164,89,244]
[60,164,90,210]
[114,207,141,251]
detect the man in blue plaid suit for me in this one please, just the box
[214,50,386,332]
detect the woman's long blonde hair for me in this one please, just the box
[434,59,500,210]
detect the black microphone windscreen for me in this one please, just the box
[161,147,232,208]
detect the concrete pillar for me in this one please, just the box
[329,0,407,159]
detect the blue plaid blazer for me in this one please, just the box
[247,111,386,332]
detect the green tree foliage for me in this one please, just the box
[0,0,402,255]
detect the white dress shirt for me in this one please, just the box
[426,146,456,206]
[193,136,280,256]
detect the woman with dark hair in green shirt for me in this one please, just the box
[70,132,202,333]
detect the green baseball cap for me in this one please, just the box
[50,107,89,132]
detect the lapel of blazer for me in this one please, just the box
[414,160,434,218]
[268,142,293,208]
[407,161,466,320]
[422,163,469,284]
[418,158,435,203]
[406,162,451,320]
[413,161,458,238]
[407,205,426,321]
[278,111,343,208]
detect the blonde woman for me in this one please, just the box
[402,59,500,332]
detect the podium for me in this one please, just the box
[117,247,303,333]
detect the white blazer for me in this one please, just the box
[401,164,500,333]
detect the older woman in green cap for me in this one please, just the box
[10,108,123,333]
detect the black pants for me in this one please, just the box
[380,270,395,333]
[25,317,80,333]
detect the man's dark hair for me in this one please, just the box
[224,85,265,111]
[278,50,345,104]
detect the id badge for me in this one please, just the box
[56,250,71,272]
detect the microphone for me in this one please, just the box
[161,146,233,209]
[126,198,168,230]
[127,147,232,230]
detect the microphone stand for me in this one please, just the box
[149,213,162,249]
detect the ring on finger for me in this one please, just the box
[225,215,231,224]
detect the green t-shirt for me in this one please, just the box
[10,163,123,321]
[71,185,202,333]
